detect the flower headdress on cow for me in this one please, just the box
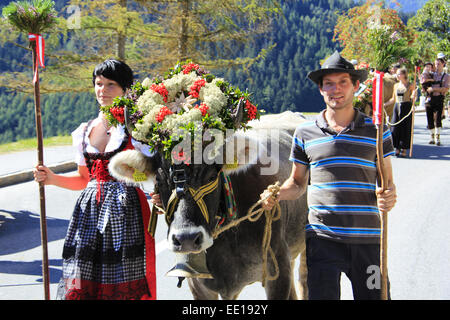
[101,61,260,162]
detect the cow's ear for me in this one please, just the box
[109,149,159,184]
[222,132,263,175]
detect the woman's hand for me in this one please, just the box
[33,165,55,185]
[149,192,164,214]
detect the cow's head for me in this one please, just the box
[109,130,265,254]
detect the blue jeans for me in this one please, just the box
[306,237,390,300]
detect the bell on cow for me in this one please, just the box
[166,252,213,279]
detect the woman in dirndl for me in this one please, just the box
[384,67,417,158]
[33,59,156,300]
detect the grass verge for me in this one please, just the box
[0,136,72,154]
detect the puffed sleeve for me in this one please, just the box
[71,122,88,166]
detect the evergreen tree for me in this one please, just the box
[0,0,281,143]
[224,0,355,113]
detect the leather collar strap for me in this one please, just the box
[165,171,221,224]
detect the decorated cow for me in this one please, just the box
[104,62,309,300]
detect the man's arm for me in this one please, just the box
[428,86,449,95]
[261,162,309,210]
[427,74,449,95]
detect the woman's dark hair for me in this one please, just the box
[92,59,133,91]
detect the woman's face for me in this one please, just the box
[94,75,124,107]
[396,71,406,81]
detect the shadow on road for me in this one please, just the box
[0,259,62,284]
[0,209,68,255]
[409,144,450,160]
[0,210,67,284]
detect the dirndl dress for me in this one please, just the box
[57,120,156,300]
[391,87,413,151]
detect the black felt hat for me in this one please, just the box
[307,51,368,85]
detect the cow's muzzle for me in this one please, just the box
[169,226,213,253]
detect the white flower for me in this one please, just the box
[199,82,227,115]
[142,77,152,88]
[167,92,197,113]
[133,70,235,151]
[137,89,164,113]
[132,105,165,143]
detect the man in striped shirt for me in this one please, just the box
[262,51,397,299]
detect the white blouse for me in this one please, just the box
[71,114,152,166]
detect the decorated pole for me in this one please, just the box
[409,66,419,158]
[31,33,50,300]
[372,70,388,300]
[2,0,57,300]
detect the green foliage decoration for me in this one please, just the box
[2,0,57,34]
[366,25,415,71]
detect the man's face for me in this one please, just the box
[435,59,444,72]
[319,73,359,111]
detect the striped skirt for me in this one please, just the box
[57,180,156,300]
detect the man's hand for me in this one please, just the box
[376,183,397,214]
[260,188,280,211]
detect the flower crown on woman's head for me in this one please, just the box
[101,61,260,160]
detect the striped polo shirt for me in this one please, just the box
[290,109,394,244]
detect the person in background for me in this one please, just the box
[33,59,157,300]
[425,57,449,146]
[384,68,417,157]
[420,62,435,105]
[389,63,401,77]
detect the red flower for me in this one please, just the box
[182,62,200,74]
[189,79,206,98]
[150,83,169,103]
[244,100,257,120]
[110,107,125,123]
[196,103,209,116]
[155,106,173,123]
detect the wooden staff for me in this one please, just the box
[376,119,389,300]
[409,67,418,157]
[373,70,388,300]
[31,39,50,300]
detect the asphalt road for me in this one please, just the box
[1,112,449,300]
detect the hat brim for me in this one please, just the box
[307,68,368,85]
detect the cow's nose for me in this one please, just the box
[171,231,204,252]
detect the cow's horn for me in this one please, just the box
[232,98,245,128]
[166,252,213,280]
[124,105,133,134]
